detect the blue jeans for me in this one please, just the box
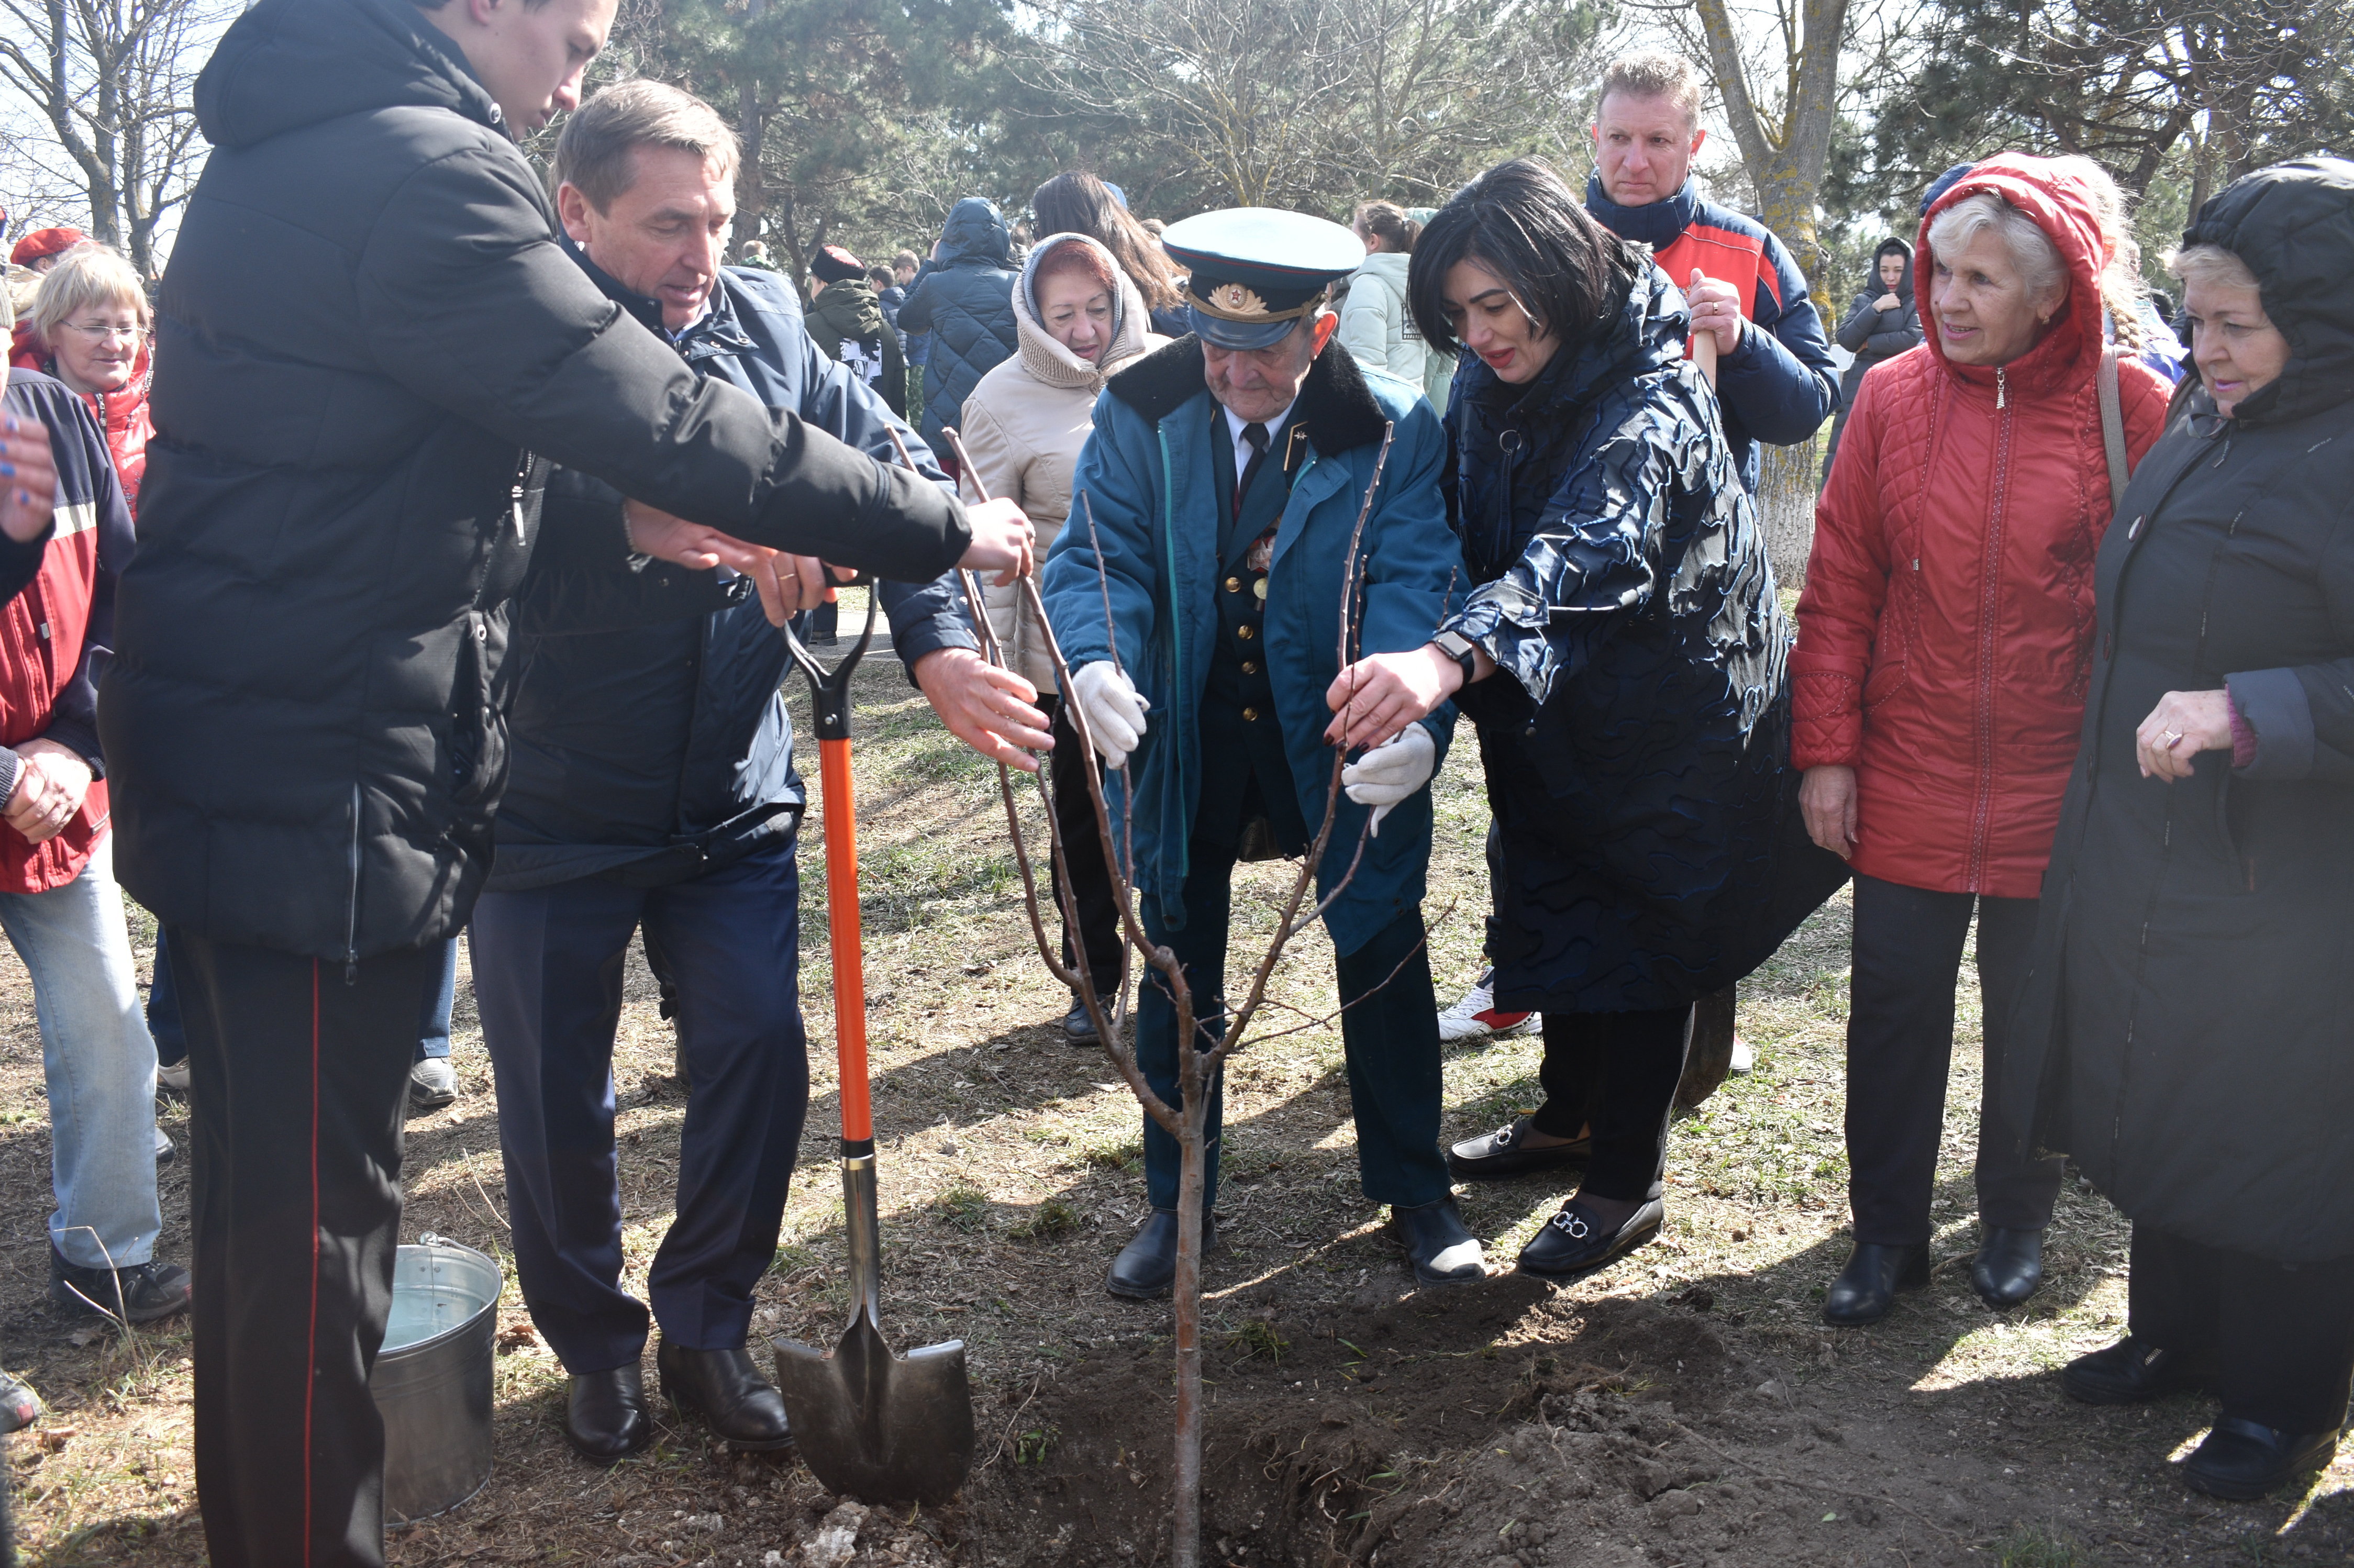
[150,932,456,1066]
[0,837,162,1269]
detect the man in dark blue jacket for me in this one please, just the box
[898,198,1019,467]
[468,80,1047,1466]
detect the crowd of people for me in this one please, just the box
[0,0,2347,1558]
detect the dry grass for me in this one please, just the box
[0,590,2343,1563]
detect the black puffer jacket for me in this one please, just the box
[102,0,970,964]
[493,257,976,892]
[1441,261,1845,1014]
[2006,158,2354,1263]
[898,198,1019,452]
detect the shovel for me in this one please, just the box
[770,583,976,1506]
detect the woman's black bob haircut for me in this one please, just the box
[1407,157,1638,358]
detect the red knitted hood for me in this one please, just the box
[1916,152,2112,399]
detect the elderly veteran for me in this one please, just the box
[1043,208,1477,1299]
[2008,157,2354,1503]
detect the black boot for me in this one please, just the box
[2060,1336,2215,1405]
[1105,1208,1219,1300]
[1062,994,1100,1044]
[565,1363,652,1462]
[1514,1197,1663,1281]
[2182,1418,2342,1501]
[1822,1242,1930,1326]
[1970,1227,2045,1309]
[654,1340,793,1452]
[1388,1195,1484,1284]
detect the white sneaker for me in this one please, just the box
[1436,971,1539,1043]
[156,1060,190,1096]
[1728,1037,1756,1074]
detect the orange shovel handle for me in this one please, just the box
[816,735,871,1144]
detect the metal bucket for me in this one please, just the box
[371,1233,500,1521]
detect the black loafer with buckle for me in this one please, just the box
[1515,1197,1663,1281]
[1447,1116,1591,1182]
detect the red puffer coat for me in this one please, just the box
[9,323,152,515]
[1791,154,2172,898]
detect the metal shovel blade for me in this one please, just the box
[773,1309,973,1505]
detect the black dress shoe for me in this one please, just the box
[2061,1336,2215,1405]
[1389,1195,1483,1284]
[1515,1198,1663,1281]
[1063,995,1100,1044]
[2182,1417,2342,1501]
[1105,1208,1219,1300]
[1971,1226,2045,1309]
[654,1340,793,1452]
[1822,1242,1929,1326]
[565,1364,652,1462]
[1447,1116,1591,1182]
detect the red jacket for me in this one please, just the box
[1791,154,2173,898]
[9,323,151,516]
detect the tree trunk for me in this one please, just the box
[1758,441,1818,586]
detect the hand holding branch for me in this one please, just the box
[913,648,1052,773]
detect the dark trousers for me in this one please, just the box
[173,930,440,1568]
[2130,1222,2354,1433]
[1137,836,1449,1213]
[1530,1006,1692,1203]
[1844,873,2061,1245]
[151,930,458,1069]
[1045,696,1124,985]
[468,841,809,1374]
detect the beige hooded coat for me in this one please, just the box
[957,232,1167,692]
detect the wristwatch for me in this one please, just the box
[1430,630,1481,690]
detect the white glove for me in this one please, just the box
[1341,724,1436,836]
[1069,660,1150,767]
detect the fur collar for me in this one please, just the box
[1107,333,1391,455]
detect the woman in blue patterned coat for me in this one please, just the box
[1331,158,1839,1280]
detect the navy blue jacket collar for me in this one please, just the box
[559,233,757,362]
[1584,172,1699,250]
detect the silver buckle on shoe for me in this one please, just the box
[1553,1210,1591,1240]
[1494,1125,1516,1148]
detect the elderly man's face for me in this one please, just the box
[1203,314,1339,422]
[559,145,735,332]
[1592,92,1704,208]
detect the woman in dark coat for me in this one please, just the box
[1328,158,1840,1281]
[1822,236,1918,477]
[897,197,1020,464]
[2006,157,2354,1502]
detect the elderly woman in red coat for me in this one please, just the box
[1793,153,2171,1325]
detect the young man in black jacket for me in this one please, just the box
[98,0,1034,1561]
[473,78,1046,1466]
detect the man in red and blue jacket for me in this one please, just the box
[1583,51,1839,496]
[0,369,188,1325]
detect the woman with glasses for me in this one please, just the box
[14,245,153,514]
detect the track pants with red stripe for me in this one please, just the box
[171,930,440,1568]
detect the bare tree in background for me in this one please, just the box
[0,0,235,275]
[1018,0,1617,213]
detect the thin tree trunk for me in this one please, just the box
[1759,441,1817,585]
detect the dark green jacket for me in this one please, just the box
[806,279,907,418]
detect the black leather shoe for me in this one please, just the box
[1063,995,1100,1044]
[1105,1208,1219,1300]
[1822,1242,1930,1326]
[1447,1116,1591,1182]
[2182,1417,2342,1502]
[2061,1336,2215,1405]
[1389,1195,1483,1284]
[655,1340,793,1452]
[1971,1227,2045,1309]
[565,1364,651,1462]
[49,1245,191,1325]
[1515,1198,1663,1281]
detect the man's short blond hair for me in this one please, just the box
[1597,50,1707,131]
[30,243,147,340]
[554,80,740,213]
